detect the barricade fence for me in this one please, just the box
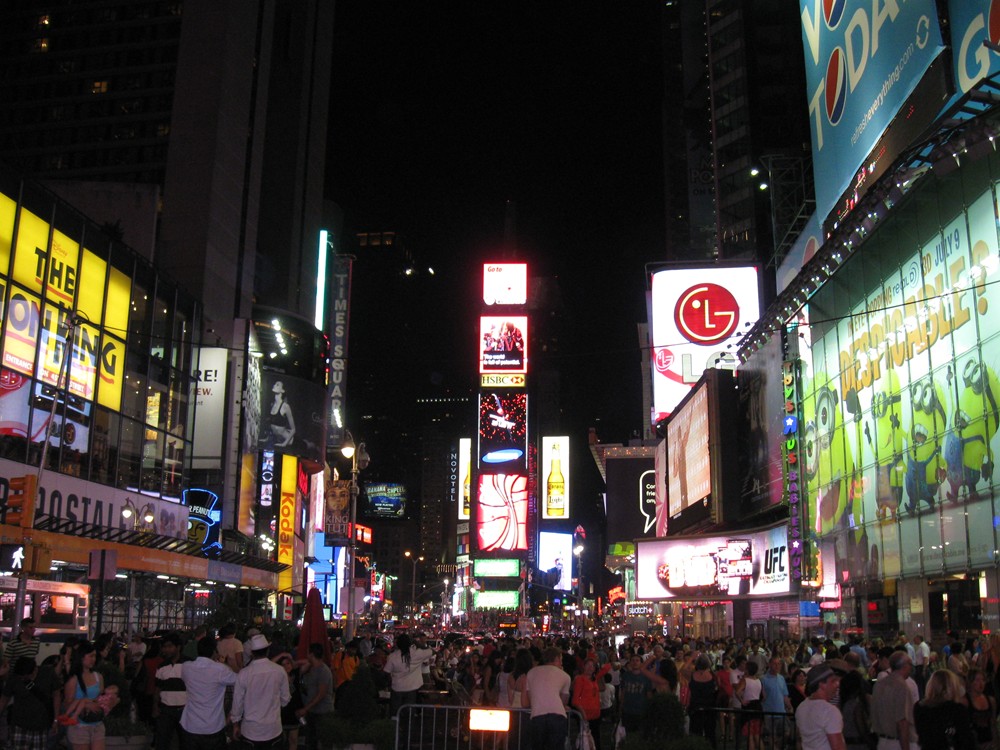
[395,704,588,750]
[392,703,799,750]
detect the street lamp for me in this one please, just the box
[341,431,370,642]
[404,550,424,620]
[442,577,450,625]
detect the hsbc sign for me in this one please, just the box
[800,0,943,221]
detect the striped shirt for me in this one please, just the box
[4,637,40,664]
[155,661,187,707]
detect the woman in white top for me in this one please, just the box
[495,655,514,709]
[384,634,433,718]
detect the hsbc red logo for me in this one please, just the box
[0,371,24,391]
[674,283,740,345]
[653,348,674,374]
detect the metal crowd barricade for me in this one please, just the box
[687,706,800,750]
[395,703,587,750]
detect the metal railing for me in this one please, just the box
[395,703,587,750]
[687,706,800,750]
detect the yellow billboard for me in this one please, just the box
[278,454,297,594]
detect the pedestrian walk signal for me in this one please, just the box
[5,475,37,528]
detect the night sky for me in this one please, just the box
[327,3,667,443]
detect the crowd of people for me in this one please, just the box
[0,619,995,750]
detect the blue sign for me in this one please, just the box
[800,0,944,220]
[949,0,1000,95]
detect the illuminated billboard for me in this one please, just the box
[473,558,520,577]
[256,371,327,463]
[476,473,528,553]
[540,436,569,520]
[483,263,527,306]
[799,0,943,221]
[458,438,472,520]
[636,524,790,600]
[799,181,1000,586]
[666,383,711,517]
[363,482,407,519]
[604,452,656,543]
[649,265,759,422]
[479,316,527,374]
[538,531,573,590]
[473,589,520,609]
[478,392,527,470]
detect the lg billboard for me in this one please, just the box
[649,265,760,423]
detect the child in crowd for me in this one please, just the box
[58,684,120,725]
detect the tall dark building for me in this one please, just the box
[661,0,812,265]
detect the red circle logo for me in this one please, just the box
[653,348,674,374]
[673,283,741,345]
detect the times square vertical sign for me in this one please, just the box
[782,360,804,584]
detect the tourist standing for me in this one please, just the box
[231,634,289,750]
[522,647,571,750]
[296,644,333,750]
[795,663,845,750]
[180,636,238,750]
[153,633,187,750]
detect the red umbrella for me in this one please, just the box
[296,586,331,663]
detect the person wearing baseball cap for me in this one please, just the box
[795,663,845,750]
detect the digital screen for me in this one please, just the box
[649,265,759,422]
[540,436,570,520]
[666,383,711,518]
[473,589,520,609]
[605,454,656,543]
[473,558,520,577]
[636,525,790,599]
[479,316,528,374]
[458,438,472,520]
[483,263,527,305]
[538,532,573,591]
[363,482,407,519]
[478,392,527,469]
[475,473,528,553]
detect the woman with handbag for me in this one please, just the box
[571,658,610,750]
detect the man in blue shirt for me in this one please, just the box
[760,656,792,744]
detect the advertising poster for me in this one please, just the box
[257,371,326,464]
[363,482,407,519]
[799,183,1000,587]
[666,382,712,517]
[478,392,527,470]
[650,265,760,422]
[604,452,656,543]
[799,0,944,220]
[191,347,228,468]
[476,473,528,553]
[479,316,527,374]
[737,336,787,513]
[538,531,573,590]
[458,437,472,520]
[540,435,570,520]
[636,525,790,600]
[482,263,527,306]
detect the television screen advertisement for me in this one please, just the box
[538,531,573,590]
[475,473,529,553]
[666,382,712,518]
[257,371,326,464]
[649,265,760,423]
[799,0,944,221]
[480,316,528,374]
[540,436,570,520]
[483,263,527,306]
[363,482,407,519]
[636,524,790,600]
[478,392,528,470]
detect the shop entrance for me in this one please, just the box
[928,577,982,640]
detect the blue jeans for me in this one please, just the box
[530,713,568,750]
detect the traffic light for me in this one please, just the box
[6,475,37,528]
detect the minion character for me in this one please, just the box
[904,374,948,514]
[869,369,906,521]
[945,357,1000,502]
[804,377,862,577]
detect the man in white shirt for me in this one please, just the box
[180,636,238,750]
[522,647,571,750]
[912,635,930,694]
[795,664,845,750]
[231,634,290,750]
